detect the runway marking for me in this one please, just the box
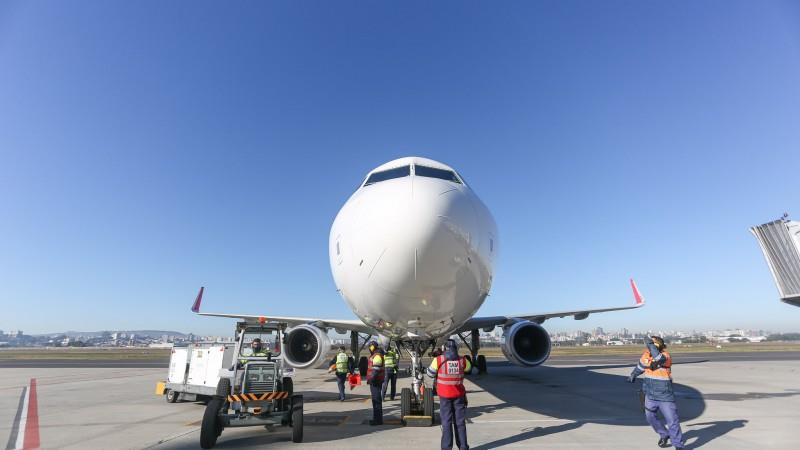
[5,387,26,450]
[6,379,39,450]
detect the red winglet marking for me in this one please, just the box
[191,287,204,313]
[630,279,644,305]
[24,378,39,449]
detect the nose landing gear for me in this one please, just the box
[398,340,436,426]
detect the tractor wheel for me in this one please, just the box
[291,395,304,443]
[200,397,224,449]
[283,377,293,396]
[215,378,231,397]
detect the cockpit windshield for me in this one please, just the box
[414,165,462,184]
[363,165,411,186]
[240,329,281,357]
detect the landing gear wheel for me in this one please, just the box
[358,356,368,378]
[200,397,224,449]
[477,355,487,374]
[291,395,304,443]
[165,389,179,403]
[423,386,434,424]
[400,388,412,425]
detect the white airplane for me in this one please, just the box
[192,156,644,395]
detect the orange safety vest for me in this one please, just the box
[435,355,467,398]
[640,350,672,380]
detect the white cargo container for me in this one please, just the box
[162,344,235,403]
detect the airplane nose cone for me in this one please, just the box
[353,176,479,301]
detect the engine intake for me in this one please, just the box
[283,324,332,369]
[501,320,551,367]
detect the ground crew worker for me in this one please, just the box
[365,340,385,425]
[239,338,269,365]
[382,346,399,400]
[427,339,471,450]
[628,336,685,450]
[328,345,352,401]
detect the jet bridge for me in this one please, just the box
[750,216,800,307]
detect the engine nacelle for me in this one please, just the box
[501,320,552,367]
[283,324,332,369]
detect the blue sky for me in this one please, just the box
[1,1,799,336]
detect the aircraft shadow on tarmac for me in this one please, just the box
[465,361,708,450]
[467,360,707,426]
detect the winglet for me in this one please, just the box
[630,279,644,305]
[191,287,204,313]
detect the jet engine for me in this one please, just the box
[283,324,332,369]
[501,320,551,367]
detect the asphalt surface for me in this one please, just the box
[1,351,798,449]
[0,359,170,368]
[1,350,796,368]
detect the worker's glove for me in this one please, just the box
[627,374,636,383]
[649,361,659,371]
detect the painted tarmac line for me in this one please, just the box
[5,387,26,450]
[5,379,39,450]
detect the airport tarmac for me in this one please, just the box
[2,352,798,449]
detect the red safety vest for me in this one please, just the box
[435,355,467,398]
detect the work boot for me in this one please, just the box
[658,436,670,448]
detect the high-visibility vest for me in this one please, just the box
[641,350,672,380]
[335,352,349,373]
[239,350,268,365]
[435,355,467,398]
[384,350,397,369]
[367,353,385,384]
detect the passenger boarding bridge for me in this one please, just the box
[751,215,800,307]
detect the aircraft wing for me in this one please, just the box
[190,287,377,335]
[457,279,645,333]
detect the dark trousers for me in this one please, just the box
[336,372,347,401]
[382,367,397,400]
[369,383,383,423]
[439,396,468,450]
[644,398,684,446]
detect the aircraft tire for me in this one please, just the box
[477,355,487,374]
